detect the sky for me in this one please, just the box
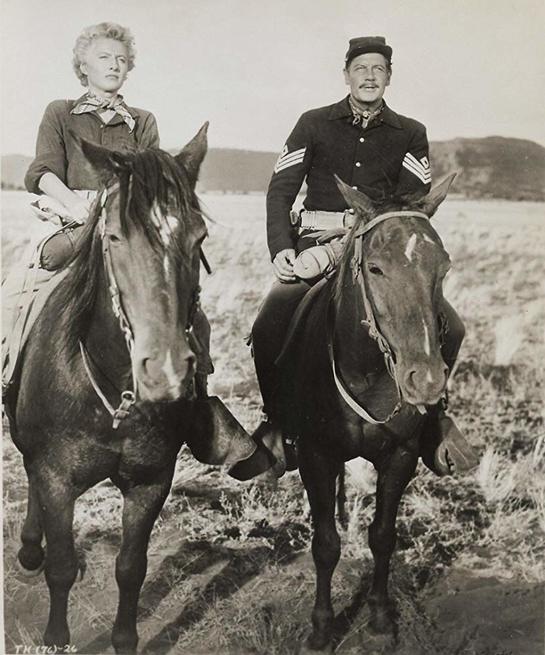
[1,0,544,156]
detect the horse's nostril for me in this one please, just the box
[406,369,417,389]
[142,357,162,379]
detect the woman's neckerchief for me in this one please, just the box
[349,96,384,129]
[71,93,135,132]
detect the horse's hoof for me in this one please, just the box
[17,543,45,576]
[17,556,45,578]
[368,598,397,637]
[299,633,333,653]
[369,612,395,636]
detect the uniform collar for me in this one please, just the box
[328,95,403,129]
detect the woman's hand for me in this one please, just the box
[38,173,91,224]
[272,248,297,283]
[64,195,92,224]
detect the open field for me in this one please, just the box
[2,191,545,654]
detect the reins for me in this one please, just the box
[78,183,137,429]
[79,181,201,429]
[329,209,430,424]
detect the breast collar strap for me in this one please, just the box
[330,210,430,423]
[79,181,137,429]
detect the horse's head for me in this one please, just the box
[336,174,456,407]
[71,125,209,402]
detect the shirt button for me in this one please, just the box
[355,162,361,167]
[359,137,365,143]
[352,185,358,190]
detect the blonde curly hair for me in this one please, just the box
[72,22,136,86]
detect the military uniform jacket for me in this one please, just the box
[266,96,431,260]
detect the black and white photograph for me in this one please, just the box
[1,1,544,653]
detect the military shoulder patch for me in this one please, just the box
[274,145,306,174]
[402,153,431,184]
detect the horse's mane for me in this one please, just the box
[55,148,201,355]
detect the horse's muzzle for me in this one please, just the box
[137,348,197,402]
[400,362,448,406]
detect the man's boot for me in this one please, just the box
[228,418,298,481]
[421,405,479,476]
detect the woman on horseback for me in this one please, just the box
[5,22,252,464]
[25,21,158,269]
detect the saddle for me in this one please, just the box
[275,276,328,368]
[2,231,69,393]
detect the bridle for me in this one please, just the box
[329,209,431,424]
[79,181,200,429]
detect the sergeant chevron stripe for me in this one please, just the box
[402,152,431,184]
[274,145,307,174]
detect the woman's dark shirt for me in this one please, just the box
[25,95,160,194]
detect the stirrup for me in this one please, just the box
[423,413,479,476]
[228,420,285,481]
[186,397,256,466]
[433,414,479,475]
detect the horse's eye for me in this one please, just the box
[368,264,383,276]
[108,233,122,243]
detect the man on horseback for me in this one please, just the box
[231,36,477,481]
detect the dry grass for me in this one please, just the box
[2,193,544,653]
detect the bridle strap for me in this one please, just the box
[353,210,429,238]
[79,341,135,429]
[80,182,136,429]
[331,209,430,423]
[327,309,402,424]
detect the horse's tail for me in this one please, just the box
[336,465,348,530]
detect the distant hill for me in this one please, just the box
[430,137,545,201]
[1,154,32,191]
[3,137,544,200]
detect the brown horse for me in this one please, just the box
[5,126,212,653]
[276,174,459,652]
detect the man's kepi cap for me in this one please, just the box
[345,36,393,67]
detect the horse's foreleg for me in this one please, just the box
[368,446,417,634]
[18,468,45,575]
[38,479,78,648]
[111,472,173,654]
[300,447,342,652]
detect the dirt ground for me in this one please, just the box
[4,467,543,655]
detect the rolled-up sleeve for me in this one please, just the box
[25,101,67,194]
[137,112,160,149]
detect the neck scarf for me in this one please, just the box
[71,93,135,132]
[349,96,384,129]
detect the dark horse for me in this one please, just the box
[5,126,212,653]
[277,174,460,652]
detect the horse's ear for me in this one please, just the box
[175,122,209,185]
[417,173,457,217]
[334,175,376,219]
[72,132,132,176]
